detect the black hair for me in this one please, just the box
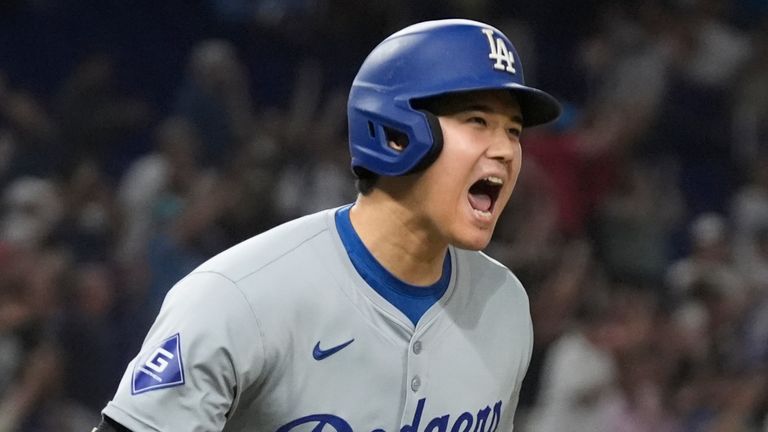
[354,168,379,195]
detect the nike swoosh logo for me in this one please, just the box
[313,339,354,360]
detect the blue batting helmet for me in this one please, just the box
[348,19,561,177]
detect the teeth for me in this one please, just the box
[484,176,503,185]
[473,208,492,218]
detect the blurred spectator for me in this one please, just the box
[594,354,679,432]
[53,53,150,175]
[0,246,67,431]
[593,160,683,286]
[665,212,746,302]
[522,104,603,237]
[116,116,205,266]
[528,286,674,432]
[739,287,768,371]
[525,285,620,432]
[730,156,768,293]
[54,161,118,264]
[487,159,561,272]
[577,2,673,159]
[731,28,768,164]
[593,307,679,432]
[0,72,61,182]
[173,39,256,168]
[56,262,127,419]
[514,239,594,419]
[117,115,236,317]
[274,60,355,218]
[748,227,768,292]
[677,0,752,88]
[0,177,62,249]
[209,0,318,28]
[217,131,285,242]
[144,168,236,317]
[642,1,751,216]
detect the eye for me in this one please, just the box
[507,127,522,138]
[468,116,487,126]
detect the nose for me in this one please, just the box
[485,128,518,164]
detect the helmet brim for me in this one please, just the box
[506,84,562,128]
[406,83,562,129]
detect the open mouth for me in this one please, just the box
[468,176,503,217]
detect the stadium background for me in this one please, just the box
[0,0,767,430]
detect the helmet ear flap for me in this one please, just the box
[407,110,443,174]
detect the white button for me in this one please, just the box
[412,341,422,354]
[411,376,421,392]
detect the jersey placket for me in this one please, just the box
[399,325,435,429]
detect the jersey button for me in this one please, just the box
[411,376,421,392]
[412,341,422,354]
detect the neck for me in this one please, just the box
[349,192,448,286]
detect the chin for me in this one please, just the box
[450,230,494,251]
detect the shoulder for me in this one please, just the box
[449,247,531,322]
[194,208,337,282]
[449,248,533,364]
[156,207,349,338]
[455,248,526,295]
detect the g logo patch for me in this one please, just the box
[132,333,185,394]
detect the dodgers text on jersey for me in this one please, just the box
[276,397,503,432]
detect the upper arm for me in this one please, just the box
[102,272,265,431]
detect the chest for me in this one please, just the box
[227,286,531,432]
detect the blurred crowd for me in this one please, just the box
[0,0,767,431]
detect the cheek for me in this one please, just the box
[498,147,523,205]
[425,133,477,188]
[420,162,467,205]
[435,129,480,173]
[510,150,523,187]
[413,155,472,225]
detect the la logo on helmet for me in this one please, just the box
[481,28,516,74]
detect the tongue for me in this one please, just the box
[468,193,492,212]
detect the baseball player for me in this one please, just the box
[94,18,560,432]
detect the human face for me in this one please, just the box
[393,90,524,251]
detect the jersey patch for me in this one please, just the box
[132,333,185,395]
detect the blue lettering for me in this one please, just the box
[471,401,503,432]
[473,407,490,432]
[276,414,353,432]
[424,414,449,432]
[450,413,474,432]
[487,401,502,432]
[400,398,425,432]
[276,399,503,432]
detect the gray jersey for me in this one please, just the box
[103,208,533,431]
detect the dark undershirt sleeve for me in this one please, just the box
[93,415,133,432]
